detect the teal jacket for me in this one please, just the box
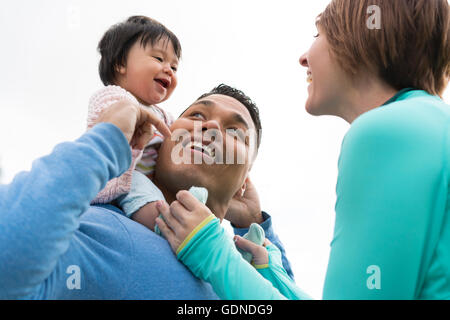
[177,90,450,300]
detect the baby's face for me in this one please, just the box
[116,37,179,106]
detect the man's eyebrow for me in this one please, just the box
[180,100,213,116]
[232,113,249,130]
[182,99,250,129]
[192,100,215,107]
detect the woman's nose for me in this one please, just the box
[299,52,309,68]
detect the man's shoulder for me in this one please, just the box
[55,206,218,299]
[77,205,187,272]
[79,205,163,247]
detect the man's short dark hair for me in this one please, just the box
[196,84,262,149]
[98,15,182,86]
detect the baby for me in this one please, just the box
[87,16,181,230]
[88,17,266,266]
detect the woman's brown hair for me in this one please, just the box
[317,0,450,97]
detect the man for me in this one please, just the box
[0,84,291,299]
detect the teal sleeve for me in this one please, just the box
[256,245,312,300]
[177,216,310,300]
[233,212,295,280]
[323,102,449,299]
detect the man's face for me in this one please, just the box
[155,94,257,206]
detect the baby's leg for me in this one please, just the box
[116,170,165,226]
[131,201,160,231]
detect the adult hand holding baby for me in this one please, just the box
[96,100,172,150]
[155,190,214,253]
[225,178,263,228]
[156,188,270,266]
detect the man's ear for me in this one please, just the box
[234,177,249,198]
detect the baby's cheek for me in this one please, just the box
[167,79,178,96]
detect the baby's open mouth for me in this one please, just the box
[155,78,170,89]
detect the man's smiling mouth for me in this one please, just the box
[184,140,216,158]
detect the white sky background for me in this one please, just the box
[0,0,449,299]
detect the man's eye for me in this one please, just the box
[227,128,246,142]
[191,112,205,119]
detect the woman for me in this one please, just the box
[156,0,450,299]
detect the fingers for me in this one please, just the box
[132,107,156,149]
[176,190,213,224]
[169,200,190,225]
[154,120,172,139]
[263,238,272,247]
[156,197,215,256]
[155,216,178,252]
[234,235,269,265]
[234,235,263,255]
[157,201,183,233]
[155,200,200,255]
[176,190,199,211]
[96,100,139,144]
[141,107,172,138]
[132,107,172,149]
[131,126,153,150]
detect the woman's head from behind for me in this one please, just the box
[300,0,450,120]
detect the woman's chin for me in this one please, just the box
[305,99,318,116]
[305,86,317,115]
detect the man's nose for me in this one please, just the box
[202,119,221,132]
[299,52,309,67]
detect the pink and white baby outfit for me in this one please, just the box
[87,85,173,204]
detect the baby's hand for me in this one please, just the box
[155,191,213,253]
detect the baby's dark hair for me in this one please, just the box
[97,15,182,86]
